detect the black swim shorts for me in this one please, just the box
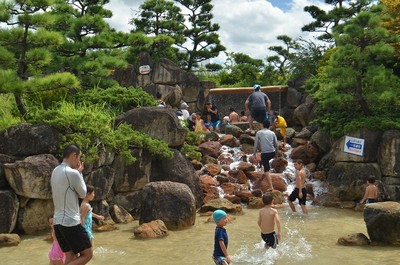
[261,152,275,172]
[289,188,307,205]
[54,224,92,254]
[261,231,278,249]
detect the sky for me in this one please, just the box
[105,0,330,62]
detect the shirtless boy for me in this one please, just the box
[288,159,308,214]
[258,193,281,249]
[360,175,378,204]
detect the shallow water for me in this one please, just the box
[2,206,400,265]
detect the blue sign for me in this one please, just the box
[343,136,365,156]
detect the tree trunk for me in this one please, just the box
[355,74,371,116]
[14,93,27,117]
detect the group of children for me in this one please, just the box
[48,185,104,265]
[211,169,379,265]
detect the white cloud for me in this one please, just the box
[105,0,330,61]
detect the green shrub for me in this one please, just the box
[75,85,157,113]
[0,94,22,131]
[29,101,173,163]
[180,144,202,161]
[185,131,201,146]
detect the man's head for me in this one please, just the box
[262,119,270,128]
[63,144,81,169]
[253,84,261,91]
[262,193,274,205]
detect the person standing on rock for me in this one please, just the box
[245,84,271,134]
[288,159,308,214]
[51,144,93,265]
[253,119,278,191]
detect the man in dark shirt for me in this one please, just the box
[245,84,271,133]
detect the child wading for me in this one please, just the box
[360,175,378,204]
[80,185,105,249]
[48,214,65,265]
[258,193,281,249]
[212,210,231,265]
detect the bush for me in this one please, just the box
[29,101,173,163]
[75,85,157,113]
[185,131,201,145]
[0,94,22,131]
[180,144,202,161]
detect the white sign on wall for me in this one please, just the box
[139,65,151,75]
[343,136,365,157]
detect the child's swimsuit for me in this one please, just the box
[366,198,376,204]
[261,231,278,249]
[83,204,94,240]
[289,188,307,205]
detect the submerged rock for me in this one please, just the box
[199,198,242,214]
[364,202,400,245]
[134,220,168,239]
[0,233,21,247]
[337,233,370,246]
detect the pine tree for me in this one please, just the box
[49,0,137,88]
[267,35,299,81]
[175,0,225,71]
[0,0,79,116]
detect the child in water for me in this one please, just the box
[48,214,65,265]
[212,210,231,265]
[360,175,378,204]
[258,193,281,249]
[80,185,105,249]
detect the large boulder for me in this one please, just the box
[290,143,319,165]
[0,154,15,189]
[111,191,142,219]
[293,103,310,127]
[84,166,115,201]
[18,199,53,234]
[364,202,400,245]
[150,149,203,208]
[381,177,400,201]
[112,150,152,193]
[327,162,381,201]
[198,141,222,158]
[140,181,196,230]
[3,154,59,199]
[310,130,335,154]
[0,190,19,233]
[109,204,134,224]
[224,125,244,138]
[332,129,382,163]
[115,107,187,147]
[0,124,60,157]
[286,87,303,108]
[378,130,400,177]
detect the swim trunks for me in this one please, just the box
[261,152,275,172]
[289,188,307,205]
[261,231,278,249]
[251,108,267,123]
[366,198,376,204]
[212,256,229,265]
[54,224,91,254]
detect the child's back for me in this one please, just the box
[258,207,277,234]
[258,193,281,249]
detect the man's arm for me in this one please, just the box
[253,134,259,156]
[266,96,271,113]
[245,99,250,111]
[273,134,279,156]
[257,211,262,228]
[73,170,87,199]
[360,186,370,204]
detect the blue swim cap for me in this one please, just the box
[212,210,227,223]
[253,84,261,90]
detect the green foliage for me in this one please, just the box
[180,143,201,161]
[75,85,157,113]
[307,5,400,137]
[0,94,22,131]
[29,101,173,163]
[185,130,201,145]
[175,0,226,71]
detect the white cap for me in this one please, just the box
[223,116,230,122]
[181,102,188,109]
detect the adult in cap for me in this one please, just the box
[245,84,271,134]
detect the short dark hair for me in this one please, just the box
[262,119,270,128]
[367,175,376,184]
[241,111,245,116]
[229,107,235,112]
[156,92,162,99]
[63,144,80,159]
[262,193,273,205]
[295,159,303,165]
[273,111,279,116]
[86,184,95,194]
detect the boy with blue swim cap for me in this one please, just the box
[212,210,231,265]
